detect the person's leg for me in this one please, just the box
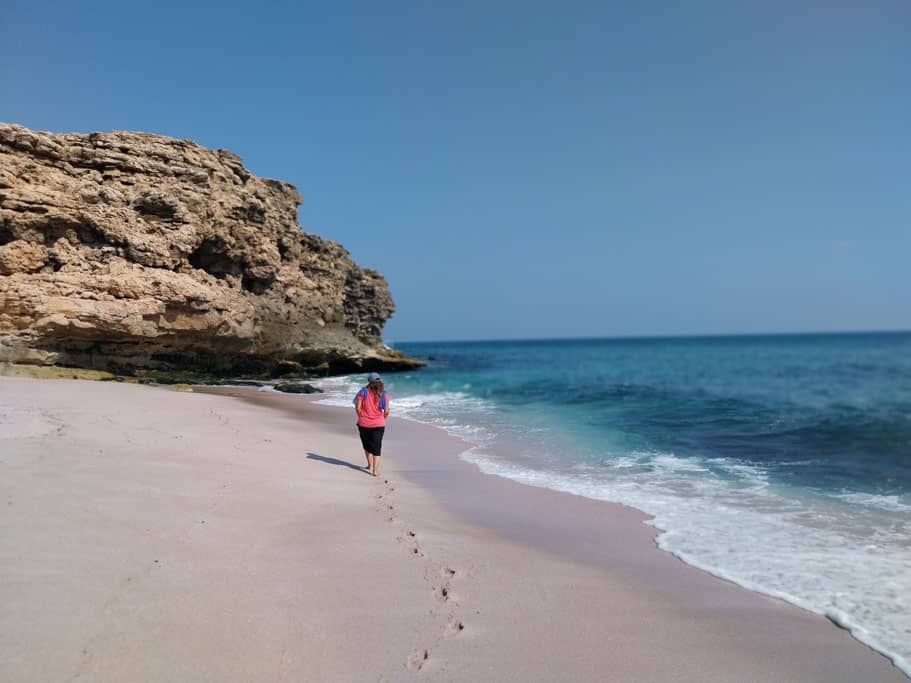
[367,453,376,476]
[371,428,384,478]
[358,427,372,468]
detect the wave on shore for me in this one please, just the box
[313,340,911,678]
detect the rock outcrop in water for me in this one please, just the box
[0,123,421,376]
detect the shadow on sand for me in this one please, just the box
[306,452,370,475]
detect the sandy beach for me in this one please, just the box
[0,377,905,682]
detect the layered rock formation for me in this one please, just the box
[0,123,421,376]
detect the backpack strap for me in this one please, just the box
[355,388,388,411]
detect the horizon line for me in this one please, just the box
[389,328,911,346]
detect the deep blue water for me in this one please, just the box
[392,333,909,501]
[318,332,911,673]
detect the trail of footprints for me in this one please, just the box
[375,479,466,674]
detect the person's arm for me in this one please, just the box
[383,397,390,419]
[355,396,363,418]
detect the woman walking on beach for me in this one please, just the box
[355,372,389,477]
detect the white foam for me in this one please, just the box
[831,491,911,514]
[308,377,911,676]
[312,378,499,444]
[458,448,911,677]
[310,376,365,407]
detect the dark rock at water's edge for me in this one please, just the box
[131,370,268,387]
[274,382,323,394]
[0,123,424,378]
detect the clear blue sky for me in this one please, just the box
[2,1,908,342]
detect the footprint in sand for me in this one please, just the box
[444,616,465,638]
[406,649,430,671]
[397,531,424,558]
[433,584,452,602]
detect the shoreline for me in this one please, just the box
[204,384,907,680]
[300,368,911,678]
[2,378,905,681]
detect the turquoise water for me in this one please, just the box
[317,332,911,674]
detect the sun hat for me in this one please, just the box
[367,372,382,382]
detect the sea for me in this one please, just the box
[313,332,911,675]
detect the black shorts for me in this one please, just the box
[358,426,385,456]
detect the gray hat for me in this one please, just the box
[367,372,382,382]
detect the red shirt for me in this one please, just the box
[357,389,388,428]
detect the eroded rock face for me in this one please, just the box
[0,123,420,375]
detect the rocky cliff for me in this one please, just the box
[0,123,421,376]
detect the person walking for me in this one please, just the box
[355,372,390,477]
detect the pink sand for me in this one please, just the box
[0,378,904,681]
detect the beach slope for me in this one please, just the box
[0,379,904,681]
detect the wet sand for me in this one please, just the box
[1,378,905,681]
